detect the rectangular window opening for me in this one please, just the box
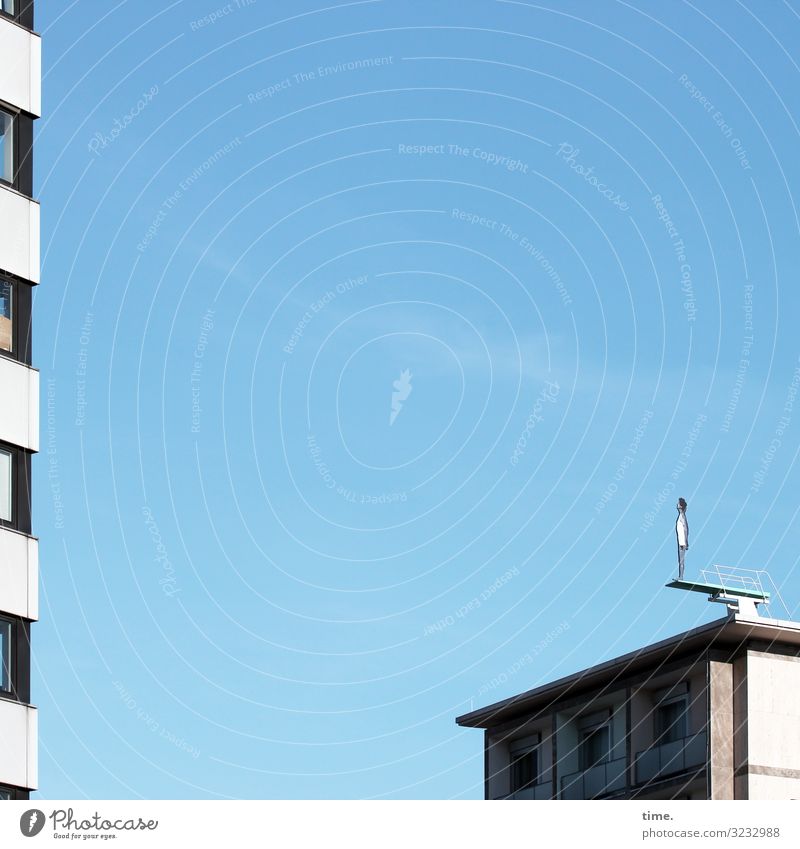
[510,748,538,793]
[0,279,12,353]
[655,697,689,744]
[580,725,611,770]
[0,108,13,183]
[0,617,11,693]
[0,447,11,523]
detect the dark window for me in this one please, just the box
[0,279,12,354]
[0,108,12,184]
[0,617,30,703]
[0,617,10,692]
[0,277,32,363]
[0,107,32,196]
[0,447,11,523]
[0,787,11,801]
[510,749,538,792]
[0,443,31,533]
[655,697,688,744]
[580,725,610,770]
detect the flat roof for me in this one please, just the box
[455,613,800,729]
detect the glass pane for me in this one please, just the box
[0,280,12,353]
[0,449,11,522]
[0,788,11,801]
[0,619,10,692]
[656,700,687,744]
[0,1,15,16]
[0,109,12,183]
[581,726,610,769]
[511,750,537,792]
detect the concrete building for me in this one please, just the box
[0,0,40,801]
[456,589,800,800]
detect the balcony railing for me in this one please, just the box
[560,756,627,799]
[634,731,707,785]
[499,781,553,800]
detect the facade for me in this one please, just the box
[456,611,800,800]
[0,0,40,801]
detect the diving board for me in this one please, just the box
[666,579,770,602]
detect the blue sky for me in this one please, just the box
[32,0,800,798]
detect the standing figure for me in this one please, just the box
[676,497,689,579]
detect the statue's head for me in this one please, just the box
[677,497,687,511]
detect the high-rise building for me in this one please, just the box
[0,0,40,802]
[456,580,800,800]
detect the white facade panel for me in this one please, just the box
[745,651,800,799]
[0,185,40,283]
[0,700,37,789]
[748,773,800,799]
[0,526,38,620]
[0,17,41,117]
[0,356,39,451]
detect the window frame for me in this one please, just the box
[0,274,32,364]
[0,105,13,186]
[577,710,613,771]
[0,615,29,703]
[0,102,33,197]
[0,444,12,525]
[0,441,31,534]
[580,724,611,770]
[0,616,10,693]
[509,747,539,793]
[654,694,689,745]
